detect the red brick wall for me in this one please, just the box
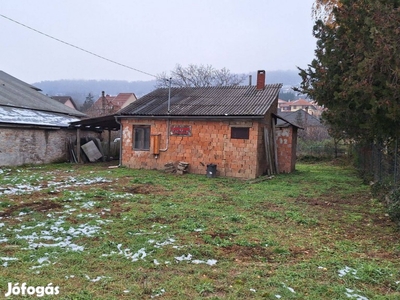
[275,126,297,173]
[121,118,269,179]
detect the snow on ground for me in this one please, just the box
[0,176,112,196]
[1,169,380,298]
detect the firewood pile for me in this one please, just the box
[164,161,189,175]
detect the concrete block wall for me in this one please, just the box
[0,128,73,166]
[121,119,264,179]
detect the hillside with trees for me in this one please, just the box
[33,69,303,109]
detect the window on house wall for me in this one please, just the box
[133,125,150,150]
[231,127,250,139]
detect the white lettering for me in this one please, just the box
[45,283,54,295]
[36,286,45,297]
[12,283,20,295]
[27,286,36,295]
[4,282,12,297]
[4,282,60,297]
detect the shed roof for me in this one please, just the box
[277,110,322,127]
[118,84,282,117]
[50,96,79,110]
[0,71,85,117]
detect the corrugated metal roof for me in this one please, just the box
[0,71,85,117]
[0,106,80,127]
[118,84,282,117]
[277,110,322,127]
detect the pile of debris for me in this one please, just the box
[164,161,189,175]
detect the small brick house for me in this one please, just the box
[116,71,297,179]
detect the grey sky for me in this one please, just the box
[1,0,316,84]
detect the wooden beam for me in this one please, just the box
[76,128,81,163]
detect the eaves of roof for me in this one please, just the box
[0,105,81,128]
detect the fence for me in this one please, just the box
[354,140,400,186]
[296,139,348,159]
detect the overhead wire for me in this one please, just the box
[0,13,158,79]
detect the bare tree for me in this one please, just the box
[156,64,246,88]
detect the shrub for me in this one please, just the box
[386,187,400,226]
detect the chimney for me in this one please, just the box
[101,91,106,113]
[256,70,266,90]
[248,75,252,86]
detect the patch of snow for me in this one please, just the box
[14,217,102,252]
[0,256,18,268]
[345,288,369,300]
[149,238,176,248]
[111,244,148,262]
[175,254,217,266]
[151,289,165,298]
[282,283,295,293]
[1,257,18,261]
[0,177,112,196]
[175,254,192,262]
[339,266,359,279]
[81,201,96,209]
[85,275,110,282]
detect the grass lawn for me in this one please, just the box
[0,161,399,299]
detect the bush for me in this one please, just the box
[386,187,400,227]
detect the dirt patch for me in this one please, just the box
[295,192,370,207]
[209,232,235,239]
[220,245,274,262]
[146,216,176,224]
[0,200,63,217]
[123,183,167,195]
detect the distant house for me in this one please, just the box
[115,70,297,179]
[51,96,79,110]
[86,92,137,118]
[0,70,96,166]
[278,98,323,117]
[279,109,330,141]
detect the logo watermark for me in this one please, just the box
[4,282,59,298]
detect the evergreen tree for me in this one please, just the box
[298,0,400,141]
[80,93,94,112]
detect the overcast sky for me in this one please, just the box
[1,0,316,84]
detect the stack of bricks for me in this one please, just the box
[176,161,189,175]
[164,162,175,173]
